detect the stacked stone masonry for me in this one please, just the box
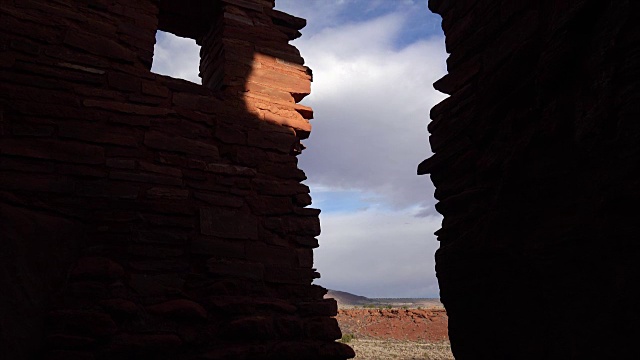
[0,0,354,359]
[420,0,640,359]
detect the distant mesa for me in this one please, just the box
[325,289,370,307]
[325,289,443,309]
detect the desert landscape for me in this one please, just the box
[327,290,453,360]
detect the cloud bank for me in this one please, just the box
[293,13,447,210]
[316,207,442,298]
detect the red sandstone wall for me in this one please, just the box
[0,1,353,359]
[421,0,640,359]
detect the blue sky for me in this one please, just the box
[153,0,447,297]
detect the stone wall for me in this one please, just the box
[0,0,354,359]
[420,0,640,358]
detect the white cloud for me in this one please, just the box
[151,32,201,84]
[293,13,447,210]
[314,207,442,298]
[275,0,353,35]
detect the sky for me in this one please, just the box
[152,0,447,298]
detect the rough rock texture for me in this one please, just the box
[420,0,640,359]
[336,309,449,342]
[0,0,353,359]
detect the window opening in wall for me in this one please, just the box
[151,30,201,84]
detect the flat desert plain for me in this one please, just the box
[327,290,454,360]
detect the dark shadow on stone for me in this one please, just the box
[0,0,353,359]
[421,0,640,358]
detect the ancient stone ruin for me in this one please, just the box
[420,0,640,358]
[3,0,640,359]
[0,0,354,358]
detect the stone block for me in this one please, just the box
[64,31,133,62]
[172,92,218,113]
[107,71,140,92]
[57,164,108,178]
[83,99,172,116]
[58,122,138,147]
[109,171,183,186]
[194,191,244,207]
[296,299,338,317]
[207,259,264,280]
[263,217,285,234]
[205,163,256,177]
[261,109,312,136]
[294,207,321,217]
[253,178,309,196]
[109,114,151,127]
[45,334,96,349]
[12,62,103,86]
[295,193,312,206]
[146,299,208,321]
[304,317,342,341]
[127,244,184,258]
[295,236,319,248]
[200,208,258,239]
[146,187,190,200]
[248,68,311,94]
[139,213,195,228]
[246,195,293,215]
[141,80,169,97]
[130,257,188,273]
[274,316,304,339]
[245,243,296,266]
[0,173,76,193]
[76,180,140,199]
[109,333,183,352]
[319,342,357,359]
[287,216,321,236]
[258,162,306,180]
[134,230,189,245]
[215,123,246,144]
[243,81,295,102]
[208,296,297,315]
[11,122,55,137]
[226,316,274,340]
[0,139,105,164]
[264,266,319,284]
[297,248,313,267]
[0,156,56,173]
[46,350,95,360]
[199,345,268,360]
[48,310,118,337]
[99,299,139,317]
[128,274,185,297]
[161,76,208,94]
[175,107,211,124]
[134,199,195,215]
[247,129,296,153]
[70,257,125,280]
[105,158,137,169]
[191,236,245,257]
[144,130,219,157]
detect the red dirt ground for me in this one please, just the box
[335,308,449,342]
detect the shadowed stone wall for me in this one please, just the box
[0,0,354,359]
[420,0,640,359]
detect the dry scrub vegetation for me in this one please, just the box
[347,339,453,360]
